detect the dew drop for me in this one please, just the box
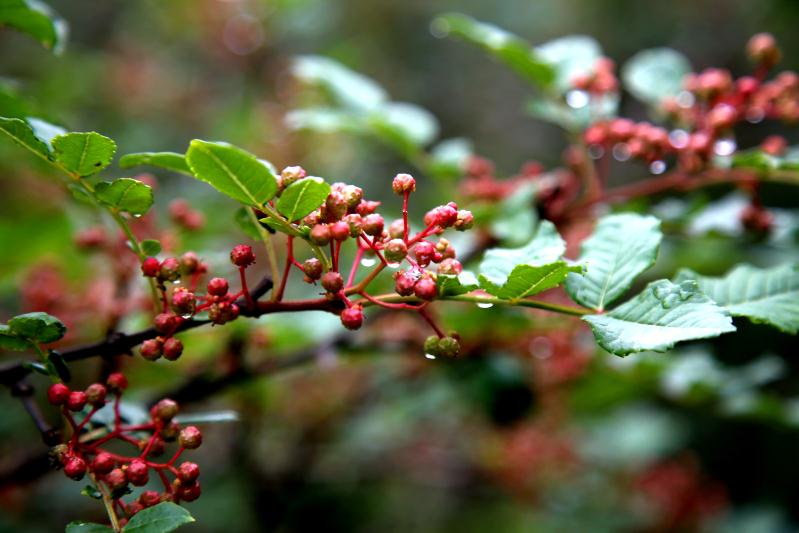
[714,138,737,156]
[566,90,590,109]
[425,353,437,360]
[173,279,181,285]
[649,160,666,175]
[676,90,695,108]
[588,144,605,159]
[386,262,401,269]
[360,257,376,267]
[477,302,493,309]
[612,143,631,162]
[669,129,689,149]
[181,314,192,319]
[133,214,143,219]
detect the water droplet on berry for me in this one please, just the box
[566,90,589,109]
[424,353,437,360]
[181,314,192,319]
[360,257,376,267]
[612,143,631,162]
[649,160,666,174]
[386,262,401,269]
[714,138,737,156]
[669,129,689,149]
[676,90,695,108]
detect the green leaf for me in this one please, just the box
[490,181,537,246]
[583,280,736,356]
[730,148,780,171]
[285,107,363,134]
[292,55,387,112]
[429,137,472,179]
[185,140,278,206]
[368,102,439,149]
[119,151,192,176]
[675,264,799,333]
[65,522,114,533]
[437,271,479,296]
[0,324,30,351]
[566,213,662,311]
[535,35,602,92]
[52,132,116,176]
[234,207,261,239]
[526,92,619,130]
[94,178,153,215]
[122,502,195,533]
[481,261,581,301]
[8,311,65,343]
[433,14,555,89]
[0,116,65,160]
[141,239,161,256]
[277,177,331,222]
[622,47,691,105]
[0,0,67,53]
[479,220,565,287]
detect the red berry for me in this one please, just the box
[67,391,87,411]
[302,258,323,281]
[105,467,128,491]
[171,288,196,315]
[309,224,331,245]
[179,426,203,449]
[179,481,202,502]
[64,456,87,480]
[126,459,149,486]
[139,490,161,508]
[151,398,179,421]
[85,383,107,407]
[414,277,437,301]
[340,306,364,330]
[384,239,408,263]
[361,214,384,236]
[92,452,116,475]
[330,221,350,242]
[321,271,344,293]
[413,241,435,266]
[394,270,418,296]
[159,257,181,282]
[325,191,348,220]
[47,383,70,406]
[207,277,229,297]
[356,200,381,216]
[230,244,255,267]
[180,252,200,275]
[163,337,184,361]
[177,461,200,483]
[747,32,781,66]
[140,338,163,361]
[141,257,160,277]
[437,258,463,275]
[154,313,179,335]
[107,373,128,392]
[392,173,416,195]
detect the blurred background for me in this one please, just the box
[2,0,799,531]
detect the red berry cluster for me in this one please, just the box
[168,199,205,231]
[46,374,202,525]
[279,168,472,336]
[139,245,258,361]
[571,56,619,95]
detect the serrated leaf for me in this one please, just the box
[8,311,66,343]
[0,0,67,53]
[583,280,736,356]
[141,239,161,256]
[0,324,30,351]
[437,271,479,296]
[481,261,581,301]
[119,151,192,176]
[566,213,662,311]
[0,116,64,160]
[434,13,555,89]
[675,264,799,334]
[52,132,116,176]
[276,177,330,222]
[292,55,387,112]
[479,220,565,287]
[122,502,195,533]
[535,35,602,92]
[622,47,691,105]
[185,140,277,206]
[65,522,114,533]
[94,178,153,215]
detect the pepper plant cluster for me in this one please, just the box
[2,4,799,532]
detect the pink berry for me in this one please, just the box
[47,383,70,406]
[340,306,364,330]
[230,244,255,267]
